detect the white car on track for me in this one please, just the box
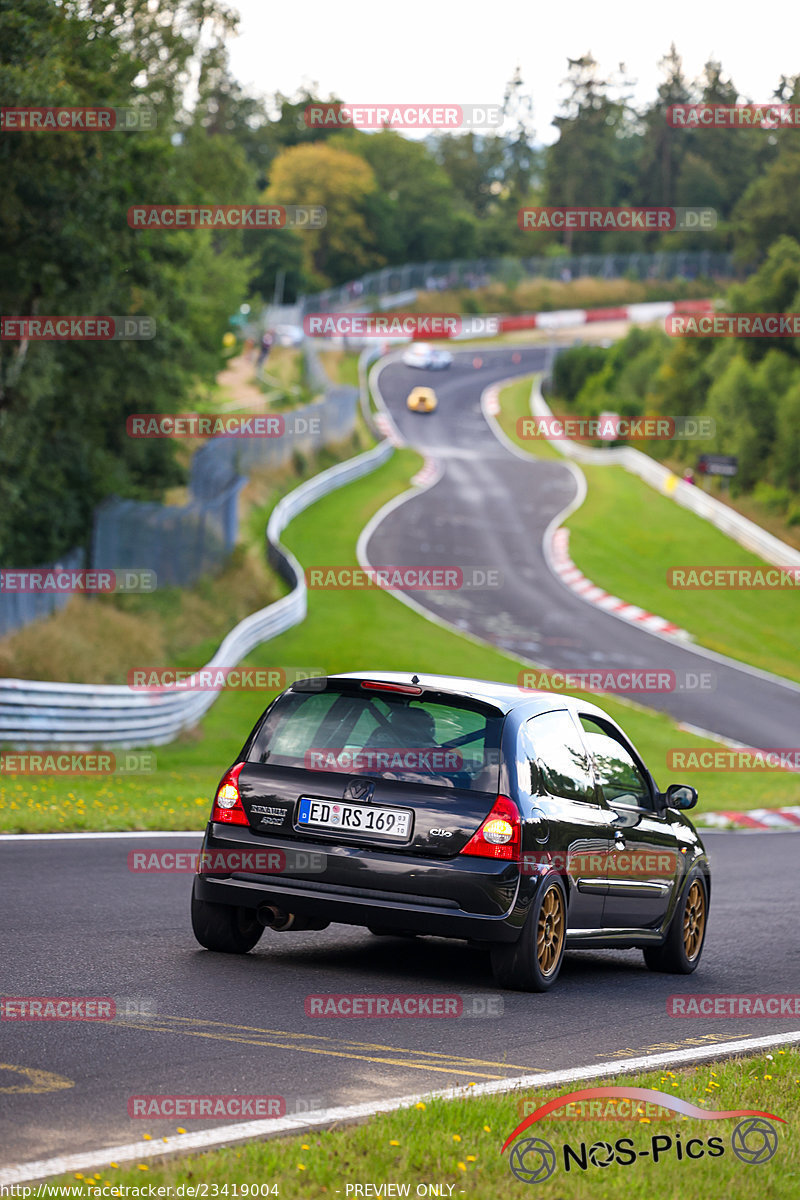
[402,343,453,370]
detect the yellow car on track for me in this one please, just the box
[406,386,438,413]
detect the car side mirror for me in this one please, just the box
[665,783,698,810]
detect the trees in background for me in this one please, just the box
[3,1,799,563]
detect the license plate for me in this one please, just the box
[297,798,411,839]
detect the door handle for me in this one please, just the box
[614,831,626,850]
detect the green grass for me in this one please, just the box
[53,1049,798,1198]
[3,436,799,832]
[495,378,800,686]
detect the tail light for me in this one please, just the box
[211,762,248,826]
[460,795,521,861]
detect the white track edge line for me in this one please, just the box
[3,1032,799,1185]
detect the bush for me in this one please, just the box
[751,482,792,515]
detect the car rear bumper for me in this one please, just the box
[193,822,527,942]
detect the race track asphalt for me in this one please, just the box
[1,831,797,1167]
[365,348,800,750]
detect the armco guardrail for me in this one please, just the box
[532,382,800,571]
[300,251,738,315]
[0,439,394,750]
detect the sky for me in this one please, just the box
[226,0,800,144]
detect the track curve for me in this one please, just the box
[364,348,800,750]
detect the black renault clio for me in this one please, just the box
[191,672,710,991]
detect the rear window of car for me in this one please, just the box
[248,684,503,791]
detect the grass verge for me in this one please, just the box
[52,1049,798,1198]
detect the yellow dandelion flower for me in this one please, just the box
[453,1134,461,1142]
[483,1125,491,1132]
[457,1163,466,1172]
[389,1140,400,1146]
[415,1102,426,1110]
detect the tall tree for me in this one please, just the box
[544,53,637,251]
[264,142,380,286]
[0,0,250,565]
[636,44,693,208]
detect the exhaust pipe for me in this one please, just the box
[257,905,329,932]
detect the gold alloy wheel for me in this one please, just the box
[537,885,565,976]
[683,879,706,961]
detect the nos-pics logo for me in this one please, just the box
[501,1086,784,1183]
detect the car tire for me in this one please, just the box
[643,868,708,974]
[191,890,264,954]
[490,876,567,992]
